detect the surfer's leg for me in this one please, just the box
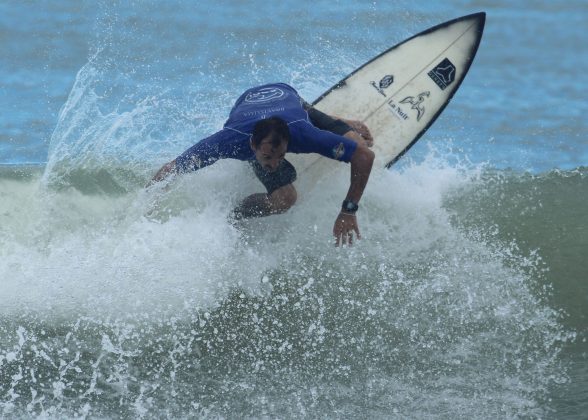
[267,183,297,213]
[231,193,271,219]
[302,100,373,147]
[231,159,297,220]
[231,183,297,219]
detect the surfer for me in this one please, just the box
[148,83,374,246]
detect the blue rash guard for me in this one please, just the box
[175,83,358,172]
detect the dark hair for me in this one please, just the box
[251,116,290,148]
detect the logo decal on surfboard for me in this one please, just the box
[428,58,456,90]
[400,91,430,121]
[386,99,409,121]
[370,74,394,97]
[387,92,431,122]
[244,87,285,103]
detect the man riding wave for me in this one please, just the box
[149,83,374,246]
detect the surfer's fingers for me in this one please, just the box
[353,124,373,147]
[334,230,341,247]
[363,130,374,142]
[354,224,361,240]
[352,121,372,138]
[360,128,374,144]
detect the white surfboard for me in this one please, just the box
[289,12,486,179]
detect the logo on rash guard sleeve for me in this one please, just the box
[244,87,285,103]
[332,143,346,160]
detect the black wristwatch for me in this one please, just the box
[341,199,359,214]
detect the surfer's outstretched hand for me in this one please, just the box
[333,212,361,247]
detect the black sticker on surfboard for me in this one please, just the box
[428,58,456,90]
[370,74,394,97]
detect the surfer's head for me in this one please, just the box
[250,117,290,172]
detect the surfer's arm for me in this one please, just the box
[147,148,208,186]
[347,143,374,204]
[147,129,248,187]
[146,147,211,187]
[147,159,178,186]
[333,143,374,246]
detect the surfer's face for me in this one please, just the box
[252,137,287,172]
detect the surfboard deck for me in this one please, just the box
[288,13,486,181]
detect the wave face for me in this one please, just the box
[1,161,581,418]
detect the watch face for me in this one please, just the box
[343,200,358,212]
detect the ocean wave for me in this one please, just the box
[0,158,578,417]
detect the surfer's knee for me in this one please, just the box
[268,184,297,213]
